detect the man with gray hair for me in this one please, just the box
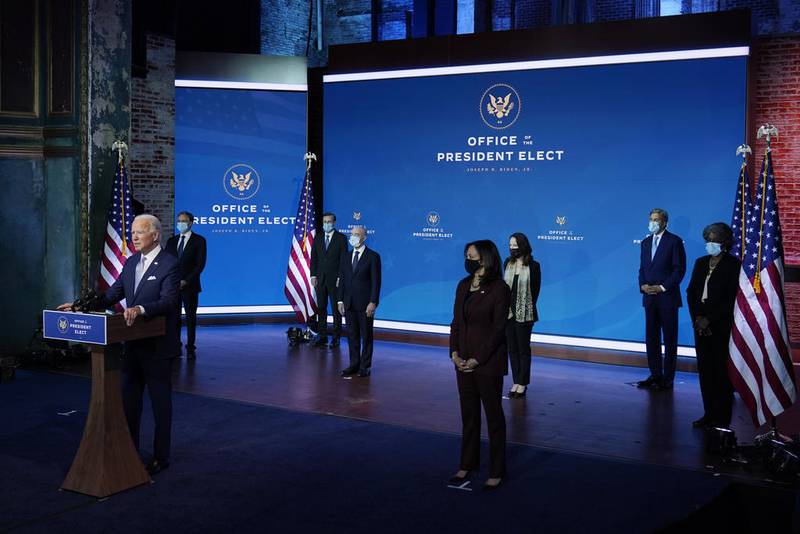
[637,208,686,390]
[59,213,180,475]
[337,225,381,377]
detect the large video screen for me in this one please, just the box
[323,52,747,348]
[175,87,307,309]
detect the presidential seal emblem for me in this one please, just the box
[480,84,521,130]
[57,316,69,334]
[427,211,441,226]
[223,164,261,200]
[353,211,362,221]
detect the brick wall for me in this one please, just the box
[260,0,312,56]
[596,0,635,21]
[751,34,800,344]
[129,34,176,234]
[515,0,551,28]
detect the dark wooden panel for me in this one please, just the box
[47,0,74,115]
[0,0,38,114]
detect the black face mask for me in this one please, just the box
[509,248,521,258]
[464,258,481,275]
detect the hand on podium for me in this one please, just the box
[56,302,74,311]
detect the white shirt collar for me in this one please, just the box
[179,230,193,240]
[325,229,335,237]
[655,229,666,239]
[141,245,162,263]
[353,244,366,254]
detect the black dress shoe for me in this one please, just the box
[448,471,472,485]
[692,416,710,428]
[328,338,340,348]
[507,390,518,399]
[636,376,659,389]
[146,459,170,476]
[357,369,371,377]
[515,388,527,398]
[186,349,196,359]
[312,338,328,347]
[658,381,674,390]
[483,479,503,491]
[340,367,358,377]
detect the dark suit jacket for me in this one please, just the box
[686,253,741,331]
[505,259,541,322]
[99,248,181,359]
[165,232,207,293]
[337,246,381,312]
[311,231,347,288]
[449,278,511,377]
[639,230,686,308]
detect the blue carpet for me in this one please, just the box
[0,371,731,533]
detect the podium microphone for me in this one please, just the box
[71,289,100,312]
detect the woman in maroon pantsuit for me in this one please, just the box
[448,239,511,490]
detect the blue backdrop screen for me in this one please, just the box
[175,88,307,307]
[323,56,747,346]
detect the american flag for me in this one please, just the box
[284,169,317,323]
[729,160,750,261]
[728,148,797,426]
[98,153,136,310]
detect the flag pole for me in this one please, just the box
[735,143,751,262]
[753,125,778,293]
[111,140,129,255]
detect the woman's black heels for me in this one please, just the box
[448,471,472,485]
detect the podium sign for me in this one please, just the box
[43,310,108,344]
[43,310,165,498]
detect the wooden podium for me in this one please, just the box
[43,311,165,498]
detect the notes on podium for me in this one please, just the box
[43,310,165,498]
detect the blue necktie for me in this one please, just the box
[325,234,330,250]
[352,251,359,270]
[177,235,185,257]
[651,235,659,260]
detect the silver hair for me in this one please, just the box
[352,225,367,237]
[649,208,669,223]
[133,214,162,240]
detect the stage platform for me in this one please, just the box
[43,323,800,475]
[7,322,800,532]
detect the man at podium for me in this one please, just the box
[59,214,180,475]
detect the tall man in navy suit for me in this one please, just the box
[337,225,381,377]
[638,208,686,390]
[165,210,207,359]
[60,214,180,475]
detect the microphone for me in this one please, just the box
[71,289,100,312]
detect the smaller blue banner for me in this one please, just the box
[43,310,107,345]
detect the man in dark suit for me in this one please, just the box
[337,225,381,377]
[638,208,686,390]
[310,212,347,348]
[59,214,180,475]
[165,210,207,358]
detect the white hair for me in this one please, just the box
[352,225,367,237]
[133,214,162,240]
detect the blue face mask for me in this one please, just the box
[322,222,334,233]
[176,222,189,234]
[648,221,661,234]
[349,235,362,248]
[705,242,722,257]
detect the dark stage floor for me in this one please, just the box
[7,323,800,532]
[38,323,800,474]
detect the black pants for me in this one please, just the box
[180,289,199,350]
[345,310,374,371]
[506,319,534,386]
[695,327,734,428]
[316,283,342,340]
[645,305,679,384]
[456,372,506,478]
[122,353,173,462]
